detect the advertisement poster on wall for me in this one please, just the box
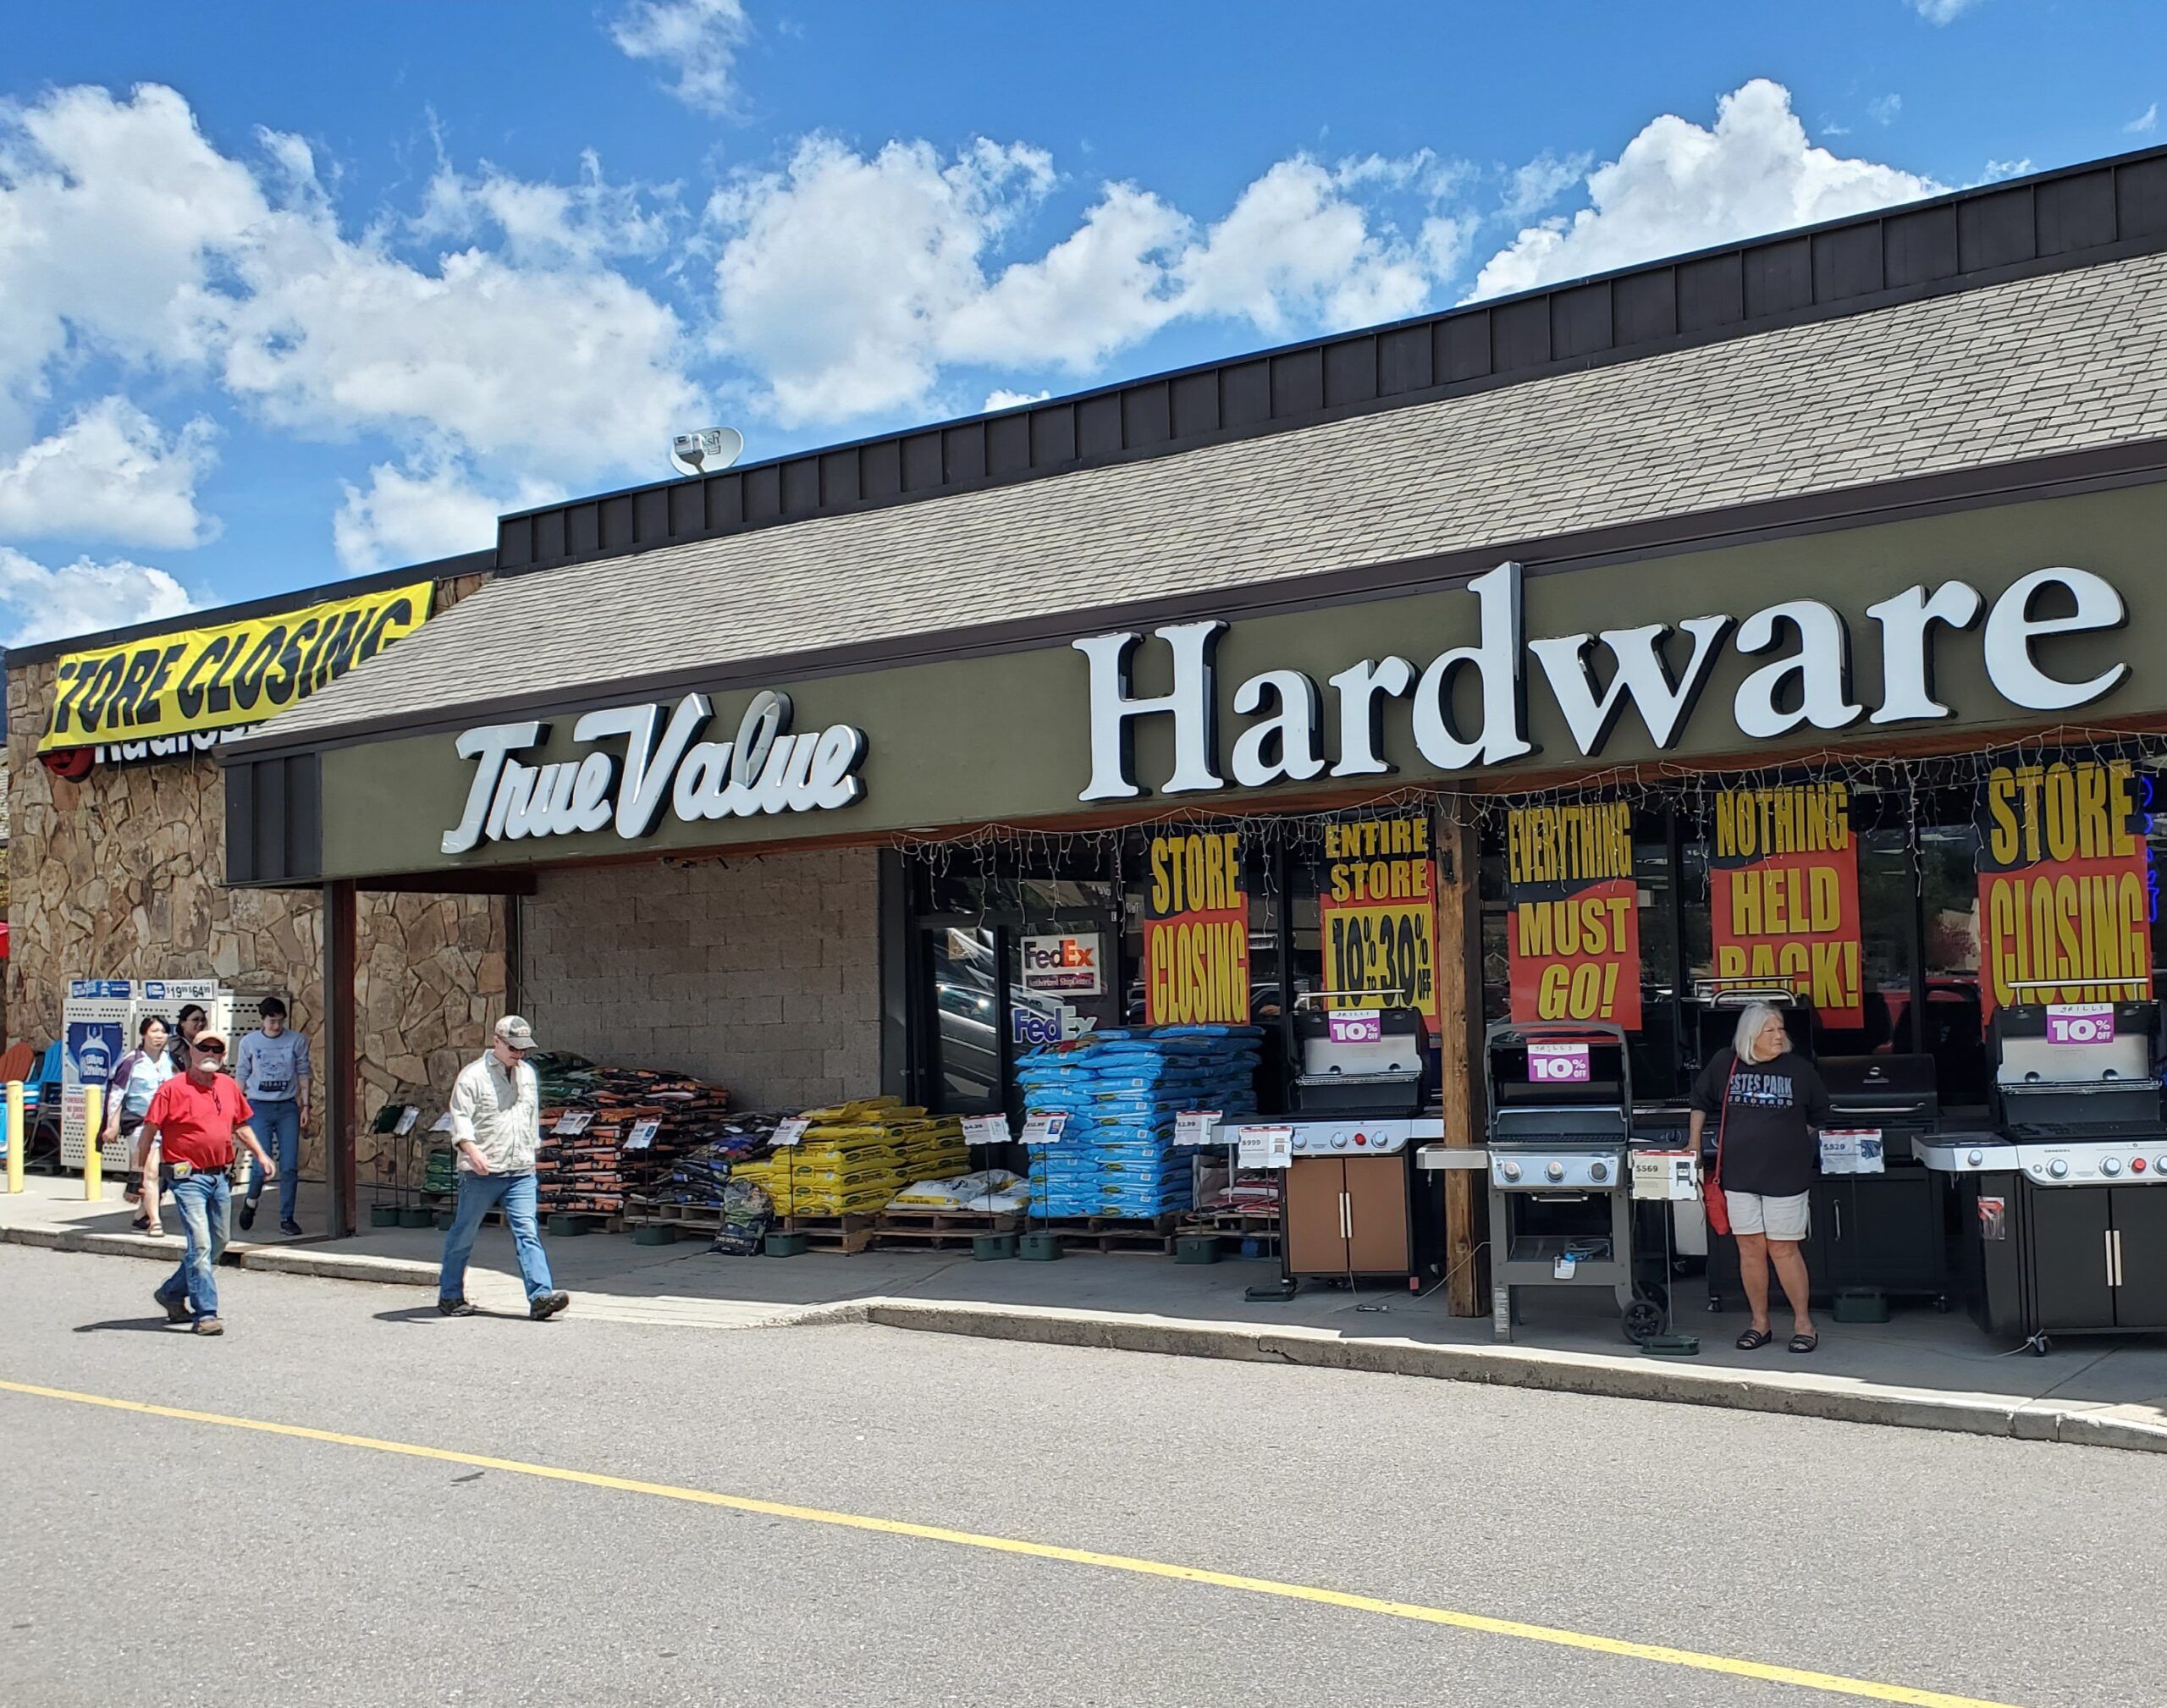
[1316,813,1440,1028]
[1708,784,1865,1028]
[1975,757,2154,1016]
[1505,802,1642,1030]
[1143,829,1250,1025]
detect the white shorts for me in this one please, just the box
[1724,1190,1811,1241]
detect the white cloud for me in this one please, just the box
[982,388,1050,412]
[0,544,197,647]
[0,84,268,438]
[2126,103,2159,136]
[1468,79,1942,300]
[609,0,750,116]
[414,148,676,267]
[1868,93,1903,126]
[709,138,1469,425]
[1502,151,1591,223]
[1979,157,2034,182]
[1908,0,1982,22]
[0,396,219,548]
[333,459,559,573]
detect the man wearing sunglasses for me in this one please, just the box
[141,1033,274,1336]
[437,1015,569,1321]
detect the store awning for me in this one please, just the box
[232,247,2167,758]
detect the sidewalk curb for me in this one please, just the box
[13,1223,2167,1454]
[860,1299,2167,1457]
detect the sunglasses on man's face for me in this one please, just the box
[196,1045,226,1060]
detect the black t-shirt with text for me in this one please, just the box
[1688,1048,1833,1198]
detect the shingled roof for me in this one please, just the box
[234,243,2167,753]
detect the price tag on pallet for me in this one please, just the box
[625,1118,661,1151]
[962,1114,1012,1146]
[772,1116,812,1149]
[1175,1110,1222,1146]
[393,1106,420,1137]
[429,1111,455,1134]
[554,1110,593,1136]
[1020,1112,1067,1145]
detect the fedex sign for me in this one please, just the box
[1022,934,1104,995]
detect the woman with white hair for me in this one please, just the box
[1689,1002,1833,1353]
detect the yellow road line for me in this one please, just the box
[0,1377,2017,1708]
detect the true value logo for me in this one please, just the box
[1072,560,2131,801]
[441,690,867,854]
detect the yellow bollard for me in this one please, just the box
[83,1083,104,1201]
[4,1080,21,1194]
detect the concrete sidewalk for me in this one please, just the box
[12,1174,2167,1454]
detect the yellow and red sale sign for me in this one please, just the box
[1709,784,1864,1028]
[1143,830,1250,1025]
[1317,813,1440,1026]
[1506,802,1641,1029]
[1977,758,2153,1015]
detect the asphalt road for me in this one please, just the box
[2,1246,2159,1708]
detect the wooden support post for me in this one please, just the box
[325,879,358,1238]
[1435,802,1487,1317]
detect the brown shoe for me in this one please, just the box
[528,1291,570,1321]
[193,1318,224,1336]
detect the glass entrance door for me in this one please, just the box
[922,924,1004,1114]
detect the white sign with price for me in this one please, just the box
[771,1117,813,1149]
[1021,1112,1068,1145]
[429,1111,456,1134]
[1528,1043,1591,1083]
[554,1110,593,1136]
[1175,1110,1222,1146]
[393,1105,420,1136]
[962,1114,1012,1146]
[1237,1125,1294,1169]
[625,1118,662,1151]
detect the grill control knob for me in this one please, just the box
[1966,1149,1984,1167]
[2135,1157,2148,1174]
[2049,1159,2071,1179]
[1589,1160,1609,1182]
[1354,1132,1369,1146]
[1546,1161,1566,1182]
[2101,1157,2122,1176]
[1502,1160,1522,1182]
[1332,1134,1348,1149]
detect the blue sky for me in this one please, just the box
[0,0,2159,645]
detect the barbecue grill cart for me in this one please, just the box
[1921,995,2167,1350]
[1481,1021,1667,1344]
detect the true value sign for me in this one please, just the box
[441,689,867,854]
[1072,561,2132,801]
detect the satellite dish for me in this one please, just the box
[670,427,744,477]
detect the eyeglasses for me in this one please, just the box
[196,1045,227,1059]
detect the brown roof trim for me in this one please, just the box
[225,434,2167,760]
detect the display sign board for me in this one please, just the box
[2046,1002,2118,1044]
[1327,1010,1382,1044]
[1173,1110,1222,1145]
[1020,1112,1067,1144]
[1527,1042,1591,1082]
[394,1106,421,1137]
[1142,829,1250,1024]
[1708,784,1865,1028]
[1976,758,2153,1016]
[771,1116,813,1149]
[1316,813,1440,1025]
[1236,1125,1294,1169]
[554,1110,593,1135]
[1505,802,1642,1029]
[1819,1129,1887,1175]
[962,1114,1012,1147]
[626,1118,661,1151]
[1021,934,1104,995]
[41,581,433,753]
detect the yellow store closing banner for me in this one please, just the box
[40,581,434,752]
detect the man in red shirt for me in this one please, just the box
[141,1032,274,1336]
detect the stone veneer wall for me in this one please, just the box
[519,850,882,1113]
[6,607,505,1180]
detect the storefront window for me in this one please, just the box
[1914,789,1986,1108]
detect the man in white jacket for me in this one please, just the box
[436,1016,569,1320]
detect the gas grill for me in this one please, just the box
[1481,1021,1664,1344]
[1920,998,2167,1347]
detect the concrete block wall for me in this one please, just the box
[518,849,882,1113]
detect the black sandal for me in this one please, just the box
[1735,1328,1773,1350]
[1789,1331,1819,1354]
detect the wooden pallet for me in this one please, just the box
[780,1213,876,1254]
[1038,1213,1183,1254]
[869,1207,1025,1249]
[1177,1209,1282,1250]
[623,1198,727,1230]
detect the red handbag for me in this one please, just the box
[1701,1060,1740,1237]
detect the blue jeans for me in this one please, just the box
[438,1172,555,1304]
[245,1101,301,1225]
[156,1170,231,1320]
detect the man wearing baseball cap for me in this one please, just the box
[141,1031,276,1335]
[437,1016,569,1320]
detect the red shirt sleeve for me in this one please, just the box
[227,1080,255,1127]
